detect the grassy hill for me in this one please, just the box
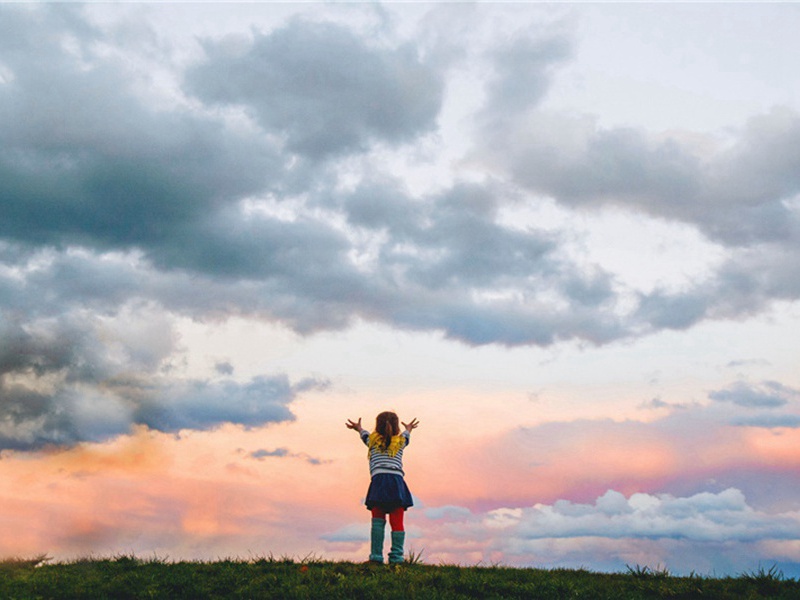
[2,555,799,599]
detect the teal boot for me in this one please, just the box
[388,530,405,564]
[369,518,385,563]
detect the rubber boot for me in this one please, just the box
[388,530,405,564]
[369,518,385,563]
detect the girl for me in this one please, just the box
[346,411,419,564]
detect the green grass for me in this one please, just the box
[1,554,798,599]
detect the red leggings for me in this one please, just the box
[371,507,404,531]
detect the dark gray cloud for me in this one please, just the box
[1,163,628,346]
[346,181,560,289]
[0,252,323,451]
[1,2,793,353]
[2,4,798,336]
[0,4,280,253]
[186,18,444,159]
[329,179,626,346]
[0,305,320,449]
[134,375,300,434]
[0,366,308,451]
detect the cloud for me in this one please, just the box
[0,6,619,350]
[321,523,369,543]
[639,397,690,411]
[186,18,444,159]
[250,448,290,459]
[1,3,799,461]
[482,31,572,115]
[509,488,800,542]
[1,2,796,354]
[0,368,304,451]
[330,178,628,346]
[249,447,329,465]
[214,361,234,376]
[730,414,800,429]
[726,359,771,369]
[0,427,355,561]
[135,375,300,434]
[472,87,800,334]
[0,5,280,255]
[475,106,800,249]
[420,385,800,517]
[432,488,800,544]
[0,300,323,449]
[0,2,798,574]
[709,380,799,408]
[489,108,800,316]
[414,488,800,575]
[425,505,473,520]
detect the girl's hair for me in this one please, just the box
[375,411,400,451]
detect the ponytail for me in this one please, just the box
[374,411,400,451]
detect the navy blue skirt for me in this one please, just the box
[365,473,414,511]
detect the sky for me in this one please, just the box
[1,1,800,577]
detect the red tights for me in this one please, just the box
[371,507,404,531]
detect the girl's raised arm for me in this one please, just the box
[346,417,362,431]
[402,418,419,432]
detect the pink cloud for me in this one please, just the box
[411,407,800,513]
[0,425,362,560]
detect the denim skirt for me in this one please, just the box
[365,473,414,511]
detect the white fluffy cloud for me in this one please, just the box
[409,488,800,575]
[503,489,800,542]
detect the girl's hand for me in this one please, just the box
[402,418,419,432]
[346,418,362,431]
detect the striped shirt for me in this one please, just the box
[360,429,410,477]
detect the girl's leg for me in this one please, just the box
[388,508,406,564]
[388,507,404,532]
[369,508,387,563]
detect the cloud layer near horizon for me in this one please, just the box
[3,402,800,575]
[323,486,800,574]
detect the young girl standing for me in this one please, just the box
[346,411,419,564]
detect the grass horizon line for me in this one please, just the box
[1,551,796,582]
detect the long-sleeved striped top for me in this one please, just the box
[359,429,410,477]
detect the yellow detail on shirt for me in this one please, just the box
[367,432,407,457]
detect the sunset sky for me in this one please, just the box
[1,2,800,576]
